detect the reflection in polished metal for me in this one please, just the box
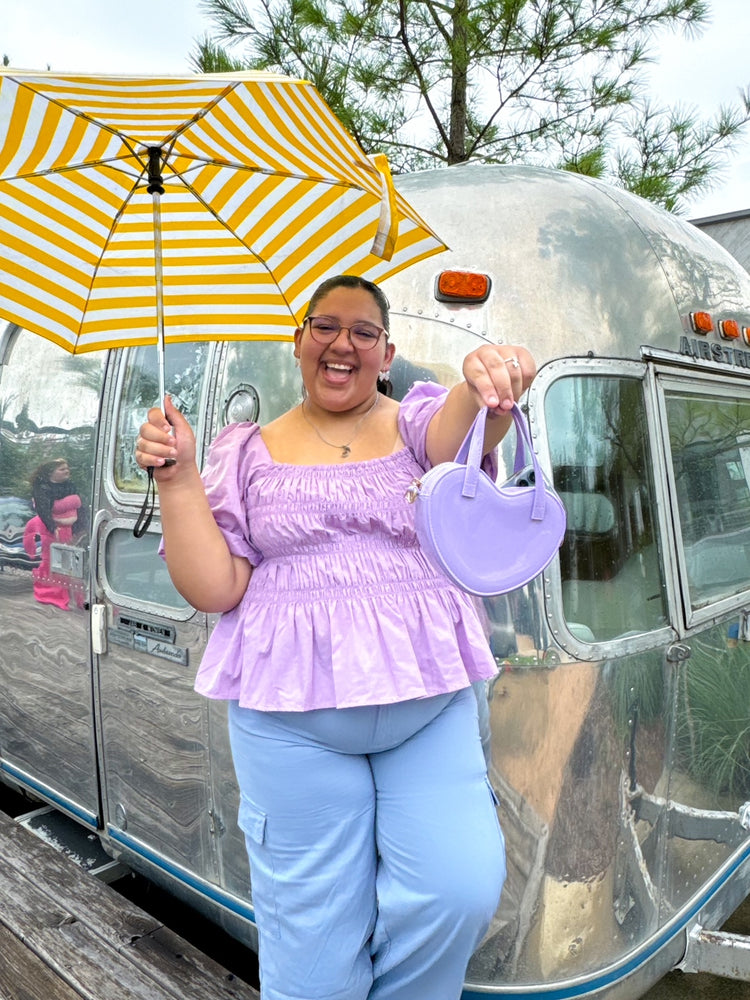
[3,165,750,998]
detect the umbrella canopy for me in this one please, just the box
[0,70,446,377]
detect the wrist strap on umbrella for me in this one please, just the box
[133,467,155,538]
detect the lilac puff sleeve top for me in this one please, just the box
[193,381,497,711]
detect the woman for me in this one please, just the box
[23,492,82,609]
[30,458,78,536]
[135,274,535,1000]
[26,458,82,609]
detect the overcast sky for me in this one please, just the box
[2,0,749,219]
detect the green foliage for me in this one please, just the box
[607,629,750,801]
[190,35,247,72]
[608,651,666,736]
[194,0,750,212]
[677,632,750,798]
[615,95,750,213]
[561,146,608,178]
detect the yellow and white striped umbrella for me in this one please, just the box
[0,70,445,381]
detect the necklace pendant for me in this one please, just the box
[300,395,378,459]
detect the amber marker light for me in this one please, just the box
[690,311,714,334]
[435,270,492,304]
[719,319,741,340]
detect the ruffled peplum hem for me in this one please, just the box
[195,565,497,711]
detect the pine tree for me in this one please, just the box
[192,0,750,212]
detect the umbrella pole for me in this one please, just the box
[133,174,170,538]
[153,190,167,410]
[147,147,167,410]
[147,148,175,468]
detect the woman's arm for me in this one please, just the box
[136,397,252,613]
[425,344,536,466]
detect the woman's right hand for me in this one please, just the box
[133,395,250,611]
[135,396,195,480]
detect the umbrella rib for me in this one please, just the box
[158,85,237,146]
[4,76,236,181]
[6,76,146,158]
[165,155,369,192]
[161,85,378,192]
[3,153,148,183]
[4,74,381,194]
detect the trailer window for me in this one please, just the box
[664,389,750,610]
[216,339,300,431]
[114,343,210,493]
[545,375,667,642]
[103,526,189,610]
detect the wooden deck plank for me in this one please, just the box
[132,925,255,998]
[0,809,259,1000]
[0,809,160,947]
[0,922,83,1000]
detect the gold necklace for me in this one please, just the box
[301,394,379,459]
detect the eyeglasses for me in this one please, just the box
[305,315,387,350]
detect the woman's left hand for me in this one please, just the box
[462,344,536,413]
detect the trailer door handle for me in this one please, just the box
[92,603,108,656]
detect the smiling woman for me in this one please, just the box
[133,270,534,1000]
[291,279,395,434]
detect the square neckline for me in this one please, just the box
[256,423,409,470]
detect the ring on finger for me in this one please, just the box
[505,356,520,369]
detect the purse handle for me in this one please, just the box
[455,404,547,520]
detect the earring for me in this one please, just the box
[295,358,301,368]
[377,369,393,397]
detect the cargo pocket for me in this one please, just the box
[484,775,500,807]
[485,776,506,854]
[238,793,281,940]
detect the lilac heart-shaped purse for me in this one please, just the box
[407,404,566,597]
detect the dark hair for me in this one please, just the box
[304,274,390,333]
[30,458,76,534]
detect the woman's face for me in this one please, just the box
[294,285,395,413]
[49,462,71,483]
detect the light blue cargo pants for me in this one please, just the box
[228,686,506,1000]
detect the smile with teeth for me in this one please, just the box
[325,362,354,373]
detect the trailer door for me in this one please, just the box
[91,342,218,884]
[0,326,105,827]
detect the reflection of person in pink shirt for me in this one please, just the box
[23,493,81,610]
[30,459,80,536]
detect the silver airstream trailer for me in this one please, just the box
[2,163,750,998]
